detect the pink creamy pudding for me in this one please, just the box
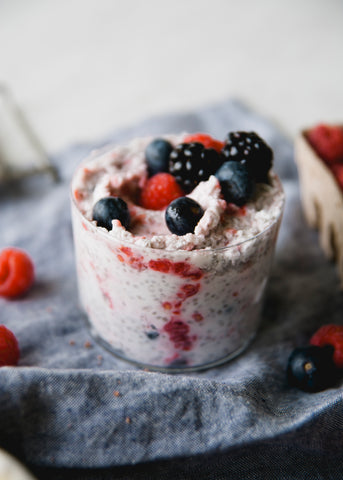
[71,133,284,371]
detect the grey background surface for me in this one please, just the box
[1,99,343,479]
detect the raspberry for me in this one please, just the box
[331,164,343,190]
[0,248,35,298]
[0,325,20,366]
[307,124,343,165]
[310,324,343,368]
[163,319,194,351]
[183,133,225,153]
[139,173,185,210]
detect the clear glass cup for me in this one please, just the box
[71,179,284,372]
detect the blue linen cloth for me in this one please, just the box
[1,99,343,479]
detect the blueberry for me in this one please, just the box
[165,197,204,236]
[286,345,338,392]
[215,161,254,206]
[92,197,130,230]
[145,138,173,176]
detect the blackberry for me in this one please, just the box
[169,142,222,193]
[222,131,273,183]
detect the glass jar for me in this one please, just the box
[71,187,284,372]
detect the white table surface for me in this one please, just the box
[0,0,343,154]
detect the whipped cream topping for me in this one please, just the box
[72,134,284,251]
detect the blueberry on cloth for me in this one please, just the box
[287,345,338,392]
[222,131,273,183]
[215,161,254,206]
[92,197,130,230]
[169,142,222,193]
[145,138,173,176]
[165,197,204,236]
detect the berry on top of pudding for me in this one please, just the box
[183,133,225,153]
[145,138,173,176]
[165,197,205,236]
[222,131,273,183]
[139,173,185,211]
[92,197,131,231]
[168,141,223,193]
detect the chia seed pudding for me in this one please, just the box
[71,133,285,371]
